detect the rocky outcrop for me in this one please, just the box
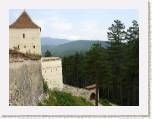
[9,60,44,106]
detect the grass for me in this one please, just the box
[99,98,111,106]
[38,90,93,106]
[43,81,49,93]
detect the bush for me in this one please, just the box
[99,98,111,106]
[43,81,48,93]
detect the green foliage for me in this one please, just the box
[45,50,52,57]
[43,81,48,93]
[38,90,93,106]
[99,99,111,106]
[107,20,126,44]
[63,52,86,88]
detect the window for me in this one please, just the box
[18,45,19,49]
[23,33,25,38]
[24,45,26,48]
[33,45,35,48]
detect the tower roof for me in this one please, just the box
[9,11,40,29]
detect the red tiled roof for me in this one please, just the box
[9,11,40,29]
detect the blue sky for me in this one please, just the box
[9,9,138,41]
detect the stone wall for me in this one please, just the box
[9,57,95,105]
[9,28,41,55]
[9,60,44,106]
[41,57,63,90]
[63,84,94,101]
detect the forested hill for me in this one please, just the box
[41,40,109,57]
[62,20,139,106]
[41,37,70,46]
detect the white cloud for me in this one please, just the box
[50,21,73,32]
[34,18,107,41]
[77,20,107,40]
[35,17,73,33]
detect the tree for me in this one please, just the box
[84,43,106,105]
[107,20,126,104]
[122,20,139,105]
[106,20,139,105]
[126,20,139,43]
[45,50,52,57]
[62,20,139,106]
[107,20,126,45]
[62,52,86,88]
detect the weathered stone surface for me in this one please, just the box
[9,60,44,106]
[63,84,96,101]
[41,57,63,90]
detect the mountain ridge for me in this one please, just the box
[41,38,109,57]
[41,37,70,46]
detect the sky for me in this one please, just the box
[9,9,138,41]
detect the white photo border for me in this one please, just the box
[0,0,148,116]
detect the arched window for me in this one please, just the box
[33,45,35,48]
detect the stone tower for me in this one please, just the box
[9,11,41,55]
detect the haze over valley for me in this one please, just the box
[41,37,109,56]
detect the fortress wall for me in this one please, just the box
[9,60,44,106]
[41,57,63,90]
[9,56,95,105]
[63,84,93,101]
[9,29,41,55]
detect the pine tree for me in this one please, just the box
[123,20,139,105]
[107,20,126,104]
[45,50,52,57]
[107,20,126,45]
[62,20,139,106]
